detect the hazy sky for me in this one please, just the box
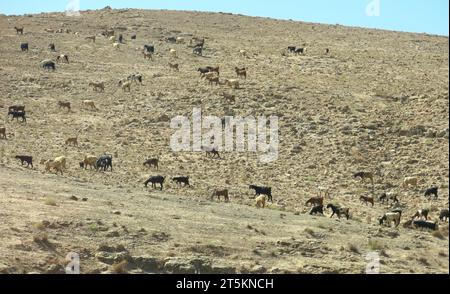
[0,0,448,36]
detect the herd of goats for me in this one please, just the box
[1,24,448,235]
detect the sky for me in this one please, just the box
[0,0,448,36]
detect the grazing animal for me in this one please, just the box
[353,171,374,184]
[211,189,229,202]
[287,46,296,53]
[224,79,240,89]
[326,204,350,220]
[48,43,56,52]
[198,67,211,76]
[56,54,69,63]
[294,47,305,55]
[119,80,132,92]
[206,75,220,86]
[168,63,179,71]
[202,146,220,158]
[0,127,6,139]
[309,205,324,215]
[45,159,64,175]
[85,35,96,43]
[82,155,97,169]
[255,195,267,208]
[9,105,25,112]
[325,48,330,54]
[20,43,29,52]
[249,185,273,202]
[201,72,217,80]
[235,67,247,79]
[102,29,115,38]
[15,155,33,168]
[439,209,449,222]
[127,73,143,84]
[172,176,190,187]
[176,37,186,44]
[143,51,153,60]
[65,137,78,146]
[144,175,165,191]
[305,197,324,207]
[359,196,374,206]
[89,82,105,92]
[143,158,159,169]
[144,44,155,53]
[82,100,97,110]
[411,209,429,221]
[206,66,220,75]
[131,34,137,40]
[112,42,120,50]
[9,110,26,122]
[193,46,203,56]
[403,177,418,188]
[41,60,56,71]
[379,211,401,227]
[96,155,113,172]
[412,220,439,231]
[58,101,71,111]
[424,187,438,200]
[14,26,24,34]
[379,192,399,204]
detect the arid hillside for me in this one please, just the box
[0,8,448,274]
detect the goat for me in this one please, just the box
[168,63,179,71]
[58,101,71,111]
[131,34,137,40]
[65,137,78,146]
[127,73,143,84]
[172,176,190,187]
[411,209,429,221]
[45,159,64,175]
[20,43,29,52]
[15,155,33,168]
[0,127,6,139]
[305,197,324,207]
[403,177,418,188]
[198,67,211,76]
[112,42,120,50]
[206,66,220,75]
[424,187,438,200]
[287,46,296,53]
[309,205,324,215]
[379,192,399,204]
[143,158,159,169]
[202,146,221,158]
[379,211,401,227]
[255,195,266,208]
[224,79,240,89]
[41,60,56,71]
[14,26,24,34]
[206,75,220,86]
[439,209,449,222]
[145,175,165,191]
[82,155,97,169]
[144,44,155,53]
[96,155,113,171]
[359,196,374,206]
[193,46,203,56]
[176,37,186,44]
[235,67,247,79]
[119,80,132,92]
[56,54,69,63]
[326,204,350,220]
[412,220,439,231]
[89,82,105,92]
[249,185,273,202]
[169,49,177,58]
[294,47,306,55]
[9,110,26,122]
[353,171,374,184]
[143,51,153,60]
[82,100,97,110]
[48,43,56,52]
[211,189,229,202]
[9,105,25,112]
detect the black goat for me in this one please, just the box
[15,155,33,168]
[287,46,296,53]
[48,43,56,52]
[172,176,190,187]
[144,45,155,53]
[379,193,399,204]
[412,220,439,231]
[412,209,429,221]
[294,47,305,55]
[193,46,203,56]
[145,175,165,191]
[249,185,272,202]
[143,158,159,169]
[309,205,324,215]
[41,60,56,71]
[96,155,113,171]
[424,187,438,200]
[9,111,26,122]
[439,209,449,222]
[326,204,350,220]
[20,43,29,52]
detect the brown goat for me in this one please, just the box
[235,67,247,79]
[305,197,324,207]
[14,26,24,34]
[359,196,374,206]
[58,101,71,111]
[65,137,78,146]
[0,127,6,139]
[211,189,229,202]
[168,63,179,71]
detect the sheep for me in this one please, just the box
[9,111,26,122]
[143,158,159,169]
[411,209,429,221]
[112,42,120,50]
[255,195,266,208]
[58,101,71,111]
[0,127,6,139]
[402,177,418,188]
[45,159,64,175]
[353,171,374,184]
[211,189,229,202]
[309,205,324,215]
[224,79,240,89]
[424,187,438,200]
[235,67,247,79]
[379,192,399,204]
[85,35,96,43]
[96,155,113,171]
[379,211,401,227]
[82,155,97,169]
[20,43,29,52]
[202,146,220,158]
[168,63,179,71]
[169,49,177,58]
[411,220,439,231]
[15,155,33,168]
[144,175,165,191]
[193,46,203,56]
[326,204,350,220]
[89,82,105,92]
[359,196,374,206]
[172,176,190,187]
[439,209,449,222]
[56,54,69,64]
[143,51,153,60]
[249,185,273,202]
[176,37,186,44]
[65,137,78,146]
[14,26,24,34]
[82,100,98,110]
[119,80,132,92]
[48,43,56,52]
[305,197,324,207]
[41,60,56,71]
